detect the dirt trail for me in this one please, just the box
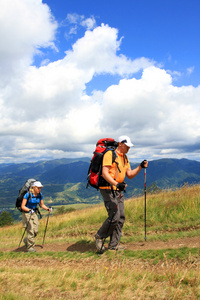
[3,236,200,253]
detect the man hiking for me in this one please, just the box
[94,135,148,251]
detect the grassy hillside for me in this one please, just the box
[0,184,200,299]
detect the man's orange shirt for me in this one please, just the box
[100,150,130,189]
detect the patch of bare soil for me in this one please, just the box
[4,236,200,254]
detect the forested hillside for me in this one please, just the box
[0,158,200,208]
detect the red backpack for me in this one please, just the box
[87,138,118,189]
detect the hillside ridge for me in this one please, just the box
[1,157,200,208]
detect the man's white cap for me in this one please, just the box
[118,135,134,147]
[33,181,43,188]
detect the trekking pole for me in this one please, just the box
[41,210,50,248]
[144,168,147,241]
[18,212,32,248]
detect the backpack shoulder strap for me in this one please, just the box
[26,191,31,204]
[112,150,117,163]
[104,149,118,165]
[125,154,129,164]
[112,150,121,173]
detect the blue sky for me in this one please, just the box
[0,0,200,163]
[41,0,200,88]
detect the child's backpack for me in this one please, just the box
[86,138,118,190]
[15,178,37,211]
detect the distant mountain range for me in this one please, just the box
[1,157,200,208]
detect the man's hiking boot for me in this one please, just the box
[108,245,126,251]
[23,238,27,248]
[94,234,105,251]
[27,248,36,253]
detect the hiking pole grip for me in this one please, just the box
[144,168,147,241]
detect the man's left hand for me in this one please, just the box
[140,160,148,168]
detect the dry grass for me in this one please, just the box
[0,254,199,299]
[0,184,200,299]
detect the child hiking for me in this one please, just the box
[94,135,148,252]
[21,181,52,252]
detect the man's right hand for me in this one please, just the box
[116,182,126,191]
[29,209,34,214]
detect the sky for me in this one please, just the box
[0,0,200,164]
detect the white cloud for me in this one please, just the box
[0,0,200,163]
[100,66,200,160]
[66,13,82,24]
[0,0,57,85]
[66,13,96,36]
[66,24,153,75]
[80,16,97,30]
[187,66,194,76]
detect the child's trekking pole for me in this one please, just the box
[18,212,32,248]
[144,168,147,241]
[41,210,50,248]
[18,227,27,248]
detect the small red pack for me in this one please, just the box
[86,138,118,189]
